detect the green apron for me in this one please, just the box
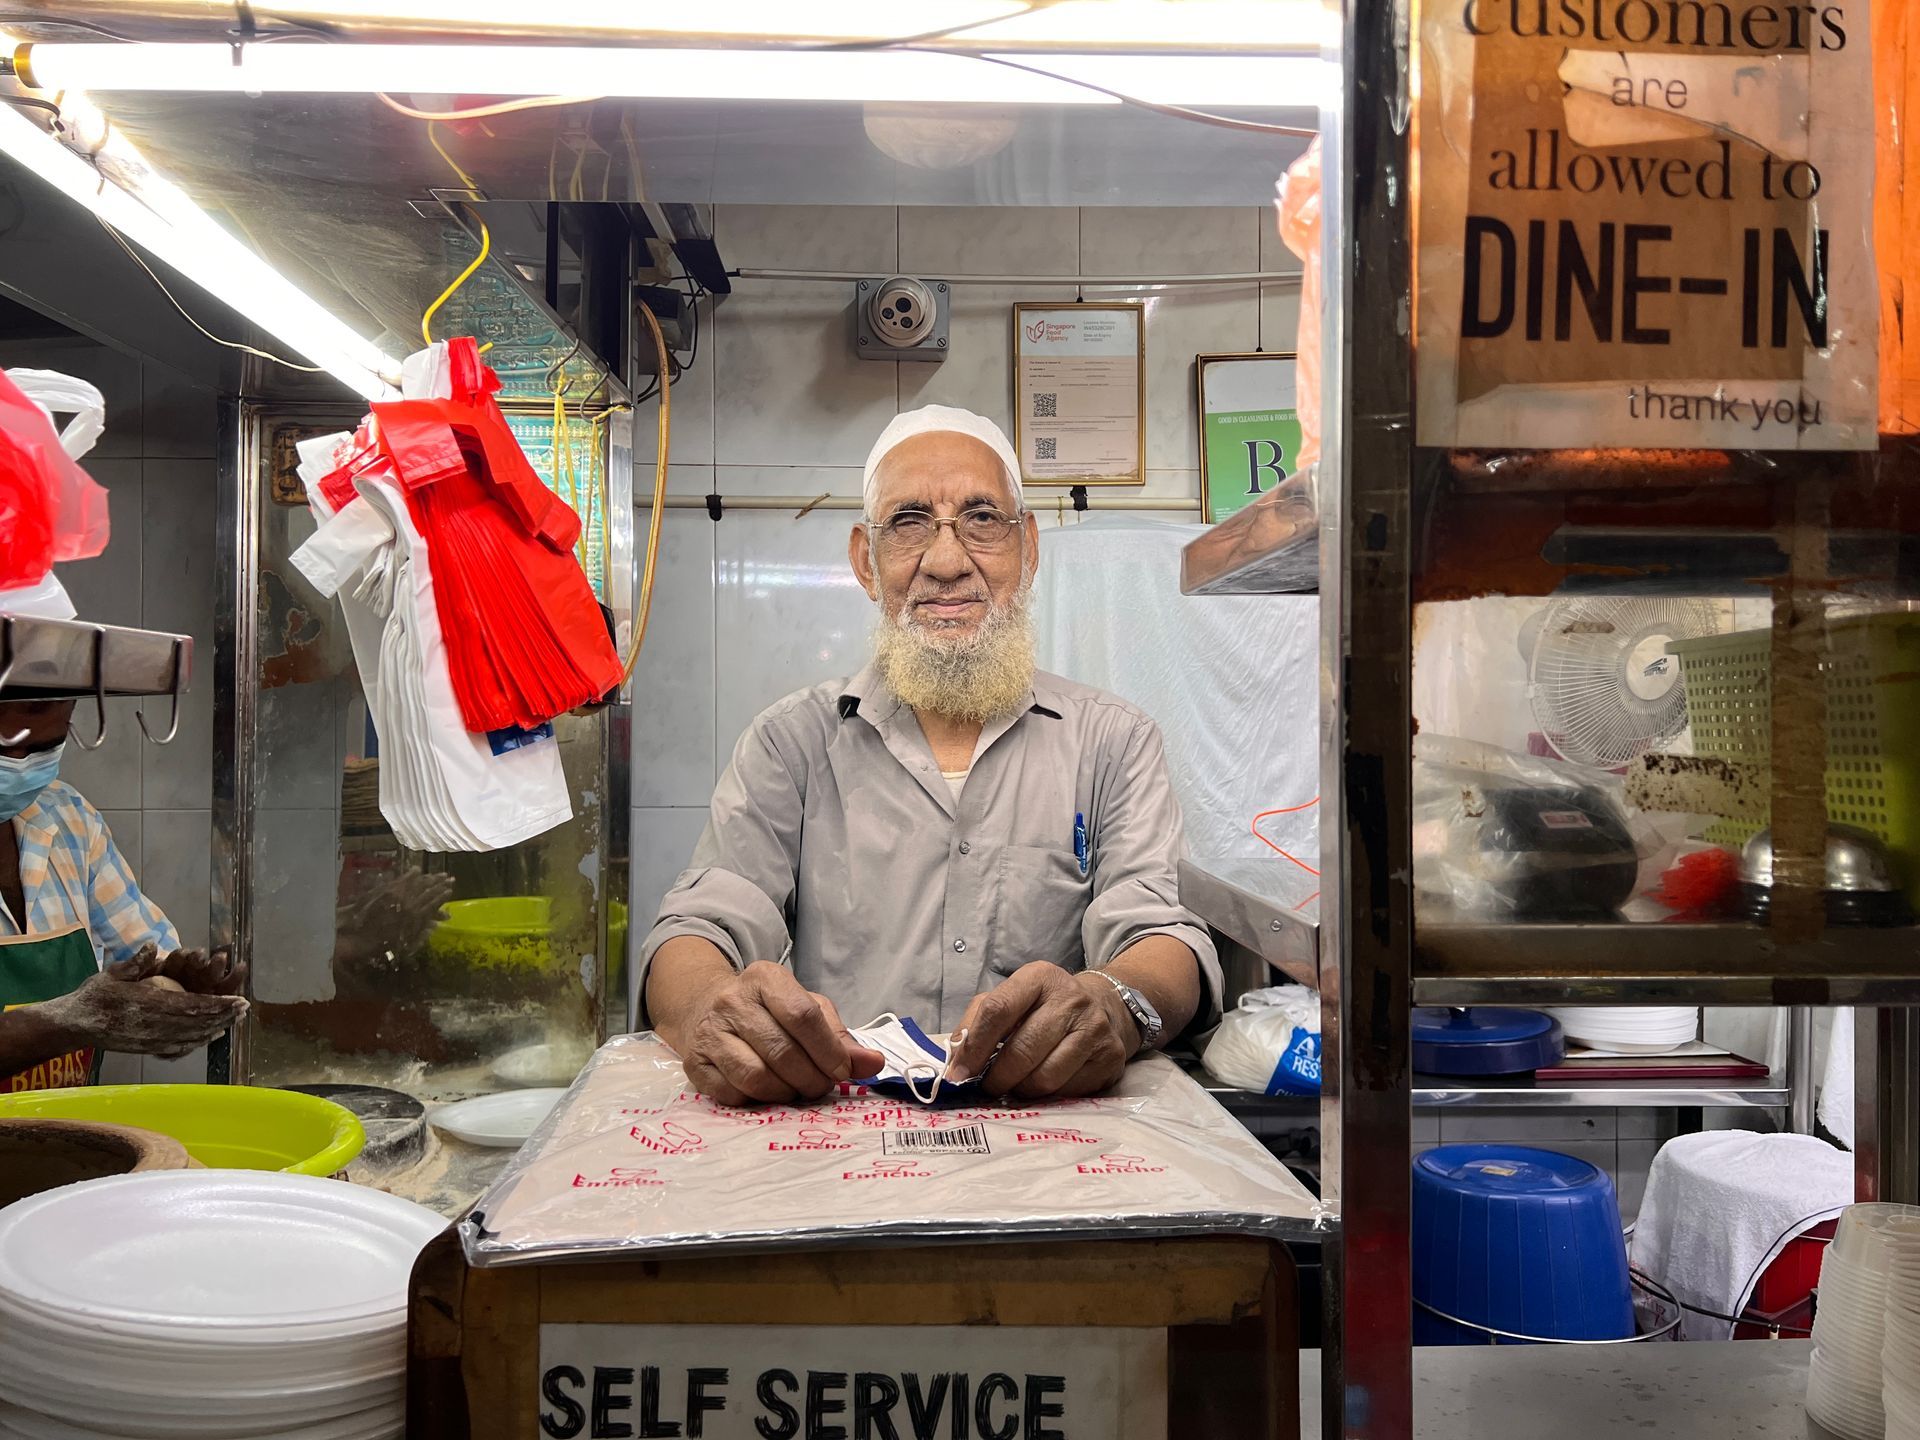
[0,924,100,1092]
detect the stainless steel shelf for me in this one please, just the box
[1179,857,1319,989]
[1417,921,1920,1005]
[0,613,193,699]
[1195,1070,1788,1113]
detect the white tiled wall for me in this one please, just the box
[629,202,1297,969]
[0,333,221,1082]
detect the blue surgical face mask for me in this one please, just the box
[0,743,64,820]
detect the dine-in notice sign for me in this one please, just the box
[1416,0,1878,450]
[536,1324,1167,1439]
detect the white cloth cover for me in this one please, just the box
[462,1034,1322,1265]
[860,404,1022,515]
[1628,1130,1854,1340]
[288,443,571,853]
[1031,517,1320,876]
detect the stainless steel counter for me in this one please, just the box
[1299,1341,1831,1440]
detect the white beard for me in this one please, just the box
[872,588,1037,725]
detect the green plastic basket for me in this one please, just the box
[1667,613,1920,902]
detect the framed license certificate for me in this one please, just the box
[1196,351,1301,523]
[1011,302,1145,487]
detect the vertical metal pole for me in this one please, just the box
[209,400,260,1085]
[1319,0,1416,1435]
[1787,1006,1814,1135]
[1859,1007,1920,1204]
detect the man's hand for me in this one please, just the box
[157,945,249,997]
[945,962,1136,1100]
[670,961,884,1107]
[38,946,249,1059]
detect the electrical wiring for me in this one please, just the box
[1251,796,1321,910]
[951,50,1318,136]
[376,91,600,123]
[96,216,326,372]
[623,298,670,684]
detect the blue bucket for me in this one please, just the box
[1412,1144,1634,1345]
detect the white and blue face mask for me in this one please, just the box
[849,1014,985,1106]
[0,743,63,821]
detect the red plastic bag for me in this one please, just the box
[0,368,110,591]
[366,339,618,732]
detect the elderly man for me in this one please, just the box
[641,405,1217,1105]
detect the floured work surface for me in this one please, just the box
[460,1035,1321,1265]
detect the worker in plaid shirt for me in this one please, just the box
[0,694,246,1091]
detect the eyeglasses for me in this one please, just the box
[874,506,1023,555]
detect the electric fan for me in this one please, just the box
[1522,598,1720,771]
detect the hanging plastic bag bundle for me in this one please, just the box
[0,368,111,594]
[368,339,622,733]
[289,428,572,853]
[1202,984,1323,1095]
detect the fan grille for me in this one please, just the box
[1528,599,1720,770]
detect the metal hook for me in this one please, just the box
[545,333,586,398]
[68,627,108,751]
[136,638,186,746]
[0,618,27,749]
[794,492,831,519]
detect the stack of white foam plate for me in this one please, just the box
[1885,1217,1920,1440]
[1546,1006,1699,1054]
[1808,1203,1920,1440]
[0,1171,443,1440]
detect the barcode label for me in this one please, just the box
[882,1124,990,1156]
[1034,392,1058,418]
[1035,436,1058,460]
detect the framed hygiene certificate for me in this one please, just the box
[1011,302,1145,487]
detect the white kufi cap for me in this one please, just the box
[861,405,1022,517]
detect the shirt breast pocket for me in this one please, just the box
[989,844,1089,975]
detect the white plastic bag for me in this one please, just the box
[1202,984,1322,1095]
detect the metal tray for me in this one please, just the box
[0,613,193,699]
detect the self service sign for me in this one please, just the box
[536,1324,1166,1440]
[1415,0,1877,450]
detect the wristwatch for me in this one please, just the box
[1091,970,1164,1055]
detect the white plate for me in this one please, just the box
[490,1043,591,1088]
[0,1401,400,1440]
[0,1172,443,1333]
[431,1089,567,1147]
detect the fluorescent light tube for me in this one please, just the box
[120,0,1321,50]
[0,100,399,400]
[223,0,1029,40]
[19,43,1321,109]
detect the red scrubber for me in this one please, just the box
[1653,847,1742,917]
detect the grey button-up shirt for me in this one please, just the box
[640,665,1220,1032]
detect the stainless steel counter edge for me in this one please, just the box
[1179,858,1321,989]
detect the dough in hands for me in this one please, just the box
[141,975,186,994]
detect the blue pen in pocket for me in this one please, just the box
[1074,811,1089,876]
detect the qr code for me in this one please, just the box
[882,1123,990,1156]
[1034,392,1058,418]
[1035,436,1058,461]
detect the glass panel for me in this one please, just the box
[242,417,614,1102]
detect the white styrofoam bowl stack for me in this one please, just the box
[1546,1006,1700,1054]
[0,1171,444,1440]
[1884,1217,1920,1440]
[1807,1203,1920,1440]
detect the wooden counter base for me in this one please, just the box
[408,1231,1299,1439]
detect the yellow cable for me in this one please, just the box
[623,301,671,684]
[420,124,494,351]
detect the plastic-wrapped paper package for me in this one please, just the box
[460,1034,1321,1266]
